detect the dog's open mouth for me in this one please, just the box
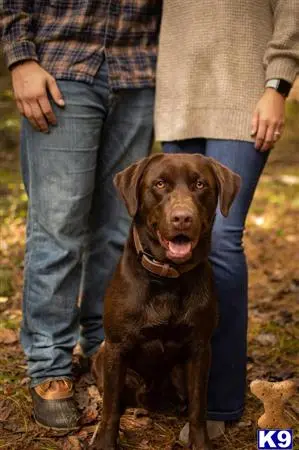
[157,232,193,262]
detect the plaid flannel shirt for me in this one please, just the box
[1,0,162,88]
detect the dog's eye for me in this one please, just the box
[195,179,204,190]
[155,180,166,189]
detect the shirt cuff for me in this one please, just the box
[4,40,38,70]
[265,58,298,85]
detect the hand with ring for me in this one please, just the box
[251,88,285,152]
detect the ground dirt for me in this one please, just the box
[0,68,298,450]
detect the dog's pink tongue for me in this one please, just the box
[168,241,192,258]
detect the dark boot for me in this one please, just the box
[30,378,80,430]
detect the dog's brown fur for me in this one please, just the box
[92,153,241,450]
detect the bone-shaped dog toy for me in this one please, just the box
[250,379,297,429]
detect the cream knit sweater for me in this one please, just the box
[155,0,299,142]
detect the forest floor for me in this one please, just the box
[0,79,298,449]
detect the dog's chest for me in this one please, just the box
[137,290,192,362]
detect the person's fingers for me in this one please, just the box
[261,124,275,151]
[278,120,285,134]
[273,130,281,143]
[273,120,285,143]
[22,102,40,131]
[251,109,259,137]
[38,95,57,125]
[255,119,267,150]
[30,100,49,132]
[47,76,65,107]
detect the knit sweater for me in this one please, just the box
[154,0,299,142]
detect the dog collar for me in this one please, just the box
[133,226,198,279]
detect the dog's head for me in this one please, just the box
[114,153,241,264]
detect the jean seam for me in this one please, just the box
[23,124,34,361]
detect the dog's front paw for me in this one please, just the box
[191,439,212,450]
[191,443,212,450]
[90,440,118,450]
[90,431,118,450]
[190,428,212,450]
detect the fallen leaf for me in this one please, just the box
[0,400,12,422]
[0,328,18,344]
[63,436,81,450]
[77,429,88,440]
[278,174,299,185]
[20,377,30,386]
[2,422,23,433]
[80,405,99,425]
[247,363,254,372]
[237,421,252,428]
[88,384,102,404]
[255,333,277,346]
[3,385,15,396]
[269,269,284,282]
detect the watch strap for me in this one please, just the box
[265,79,292,97]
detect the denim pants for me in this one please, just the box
[163,139,269,421]
[20,61,154,387]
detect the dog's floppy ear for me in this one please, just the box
[113,153,164,217]
[208,157,241,217]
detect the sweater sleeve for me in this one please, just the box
[0,1,38,69]
[264,0,299,83]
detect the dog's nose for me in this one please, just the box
[170,208,193,228]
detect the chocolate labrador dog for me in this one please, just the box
[92,153,241,450]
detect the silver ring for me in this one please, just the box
[274,131,281,136]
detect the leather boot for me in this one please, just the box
[30,378,80,430]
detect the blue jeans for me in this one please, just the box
[163,139,269,421]
[21,61,154,387]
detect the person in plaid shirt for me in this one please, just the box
[1,0,161,430]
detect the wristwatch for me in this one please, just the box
[265,79,292,98]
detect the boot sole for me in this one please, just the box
[33,412,80,433]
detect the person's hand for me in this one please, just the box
[251,88,285,151]
[11,60,65,132]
